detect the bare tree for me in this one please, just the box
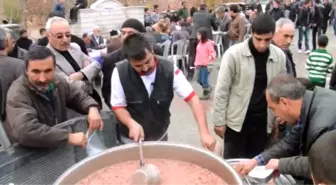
[20,0,28,28]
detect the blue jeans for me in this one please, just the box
[298,26,310,51]
[195,66,209,89]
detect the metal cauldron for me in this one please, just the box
[54,142,243,185]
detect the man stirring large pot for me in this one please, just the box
[110,33,216,150]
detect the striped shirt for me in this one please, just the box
[306,48,334,85]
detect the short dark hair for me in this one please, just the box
[251,14,276,34]
[39,28,46,35]
[197,27,208,43]
[200,4,207,10]
[274,0,282,5]
[318,35,329,47]
[144,7,149,12]
[267,74,306,103]
[154,4,159,9]
[309,130,336,184]
[82,33,88,38]
[304,0,311,4]
[25,46,56,69]
[122,33,152,61]
[229,4,239,13]
[19,29,27,36]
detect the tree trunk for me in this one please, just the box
[0,0,4,22]
[20,0,28,28]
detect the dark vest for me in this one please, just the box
[116,56,174,141]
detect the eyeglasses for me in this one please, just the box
[50,32,71,40]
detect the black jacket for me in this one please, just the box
[75,0,87,8]
[310,5,323,27]
[297,7,311,27]
[191,10,218,39]
[284,50,296,77]
[284,4,297,22]
[329,65,336,89]
[260,88,336,180]
[269,8,285,21]
[322,2,333,27]
[102,46,163,108]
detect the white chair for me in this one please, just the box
[213,32,225,58]
[158,40,171,58]
[168,39,188,69]
[244,24,252,40]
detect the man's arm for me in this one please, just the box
[64,78,99,114]
[172,66,208,134]
[110,68,144,140]
[238,18,246,42]
[212,50,235,128]
[279,156,311,179]
[110,67,135,127]
[259,125,301,164]
[210,15,218,31]
[6,92,68,148]
[80,52,101,83]
[329,64,336,88]
[172,66,215,149]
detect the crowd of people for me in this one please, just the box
[1,0,336,184]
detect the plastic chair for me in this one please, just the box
[244,24,252,40]
[158,40,171,58]
[168,39,188,68]
[214,33,224,57]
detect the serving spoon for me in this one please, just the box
[131,139,161,185]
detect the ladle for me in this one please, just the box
[131,139,161,185]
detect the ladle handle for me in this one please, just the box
[138,139,145,167]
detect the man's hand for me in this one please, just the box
[128,121,145,142]
[68,132,87,148]
[69,72,84,81]
[88,107,103,131]
[266,159,279,170]
[234,158,258,176]
[200,133,216,151]
[214,125,226,138]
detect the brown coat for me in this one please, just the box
[5,74,98,148]
[227,14,246,42]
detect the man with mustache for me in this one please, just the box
[46,17,102,109]
[111,33,216,151]
[273,18,296,77]
[4,46,103,148]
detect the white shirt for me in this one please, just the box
[111,65,195,110]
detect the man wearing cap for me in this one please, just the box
[102,18,163,108]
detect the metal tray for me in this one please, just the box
[226,158,296,185]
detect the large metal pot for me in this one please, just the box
[54,142,243,185]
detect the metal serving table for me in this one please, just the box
[0,111,118,184]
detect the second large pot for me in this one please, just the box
[54,142,243,185]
